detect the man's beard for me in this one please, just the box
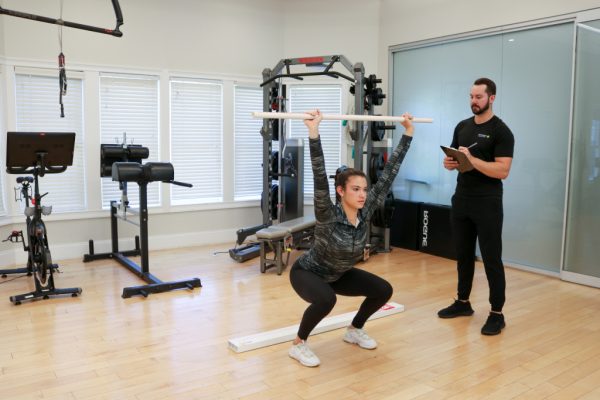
[471,99,490,115]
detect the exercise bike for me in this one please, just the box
[5,131,82,305]
[0,177,33,277]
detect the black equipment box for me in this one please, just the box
[390,200,457,260]
[389,199,420,251]
[418,203,456,260]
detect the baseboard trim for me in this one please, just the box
[0,229,236,269]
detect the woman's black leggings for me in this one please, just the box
[290,264,393,340]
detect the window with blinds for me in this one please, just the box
[170,78,223,205]
[288,85,342,197]
[0,74,5,216]
[15,72,86,213]
[233,85,263,201]
[100,74,160,209]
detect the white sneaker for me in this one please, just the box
[343,327,377,349]
[288,341,320,367]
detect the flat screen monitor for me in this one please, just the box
[6,131,75,168]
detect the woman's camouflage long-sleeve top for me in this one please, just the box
[294,134,413,282]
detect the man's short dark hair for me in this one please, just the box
[473,77,496,96]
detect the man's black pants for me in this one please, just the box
[451,194,505,312]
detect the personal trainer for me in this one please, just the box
[437,77,515,336]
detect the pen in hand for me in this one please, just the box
[467,142,478,149]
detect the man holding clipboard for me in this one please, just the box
[437,78,515,336]
[440,143,477,173]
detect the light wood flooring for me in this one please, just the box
[0,244,599,400]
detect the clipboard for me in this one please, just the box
[440,146,474,173]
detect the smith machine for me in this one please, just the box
[229,55,398,264]
[83,139,201,298]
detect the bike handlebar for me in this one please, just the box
[7,165,68,175]
[16,176,34,183]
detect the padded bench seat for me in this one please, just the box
[256,215,316,275]
[255,225,288,240]
[256,215,316,240]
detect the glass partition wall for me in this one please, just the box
[563,18,600,287]
[390,10,600,286]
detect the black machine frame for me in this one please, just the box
[261,55,368,226]
[4,132,82,304]
[230,55,395,262]
[83,143,201,298]
[0,0,124,37]
[230,56,362,261]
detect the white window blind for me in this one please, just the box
[288,85,342,197]
[0,73,5,216]
[15,73,86,213]
[233,85,263,201]
[170,78,223,205]
[100,74,160,209]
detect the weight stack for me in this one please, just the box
[418,203,457,260]
[280,138,304,222]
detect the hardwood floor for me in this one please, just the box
[0,244,598,399]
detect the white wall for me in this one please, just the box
[2,0,284,75]
[282,0,380,73]
[0,14,4,57]
[378,0,600,109]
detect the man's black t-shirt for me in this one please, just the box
[451,115,514,197]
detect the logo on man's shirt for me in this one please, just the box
[477,133,491,139]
